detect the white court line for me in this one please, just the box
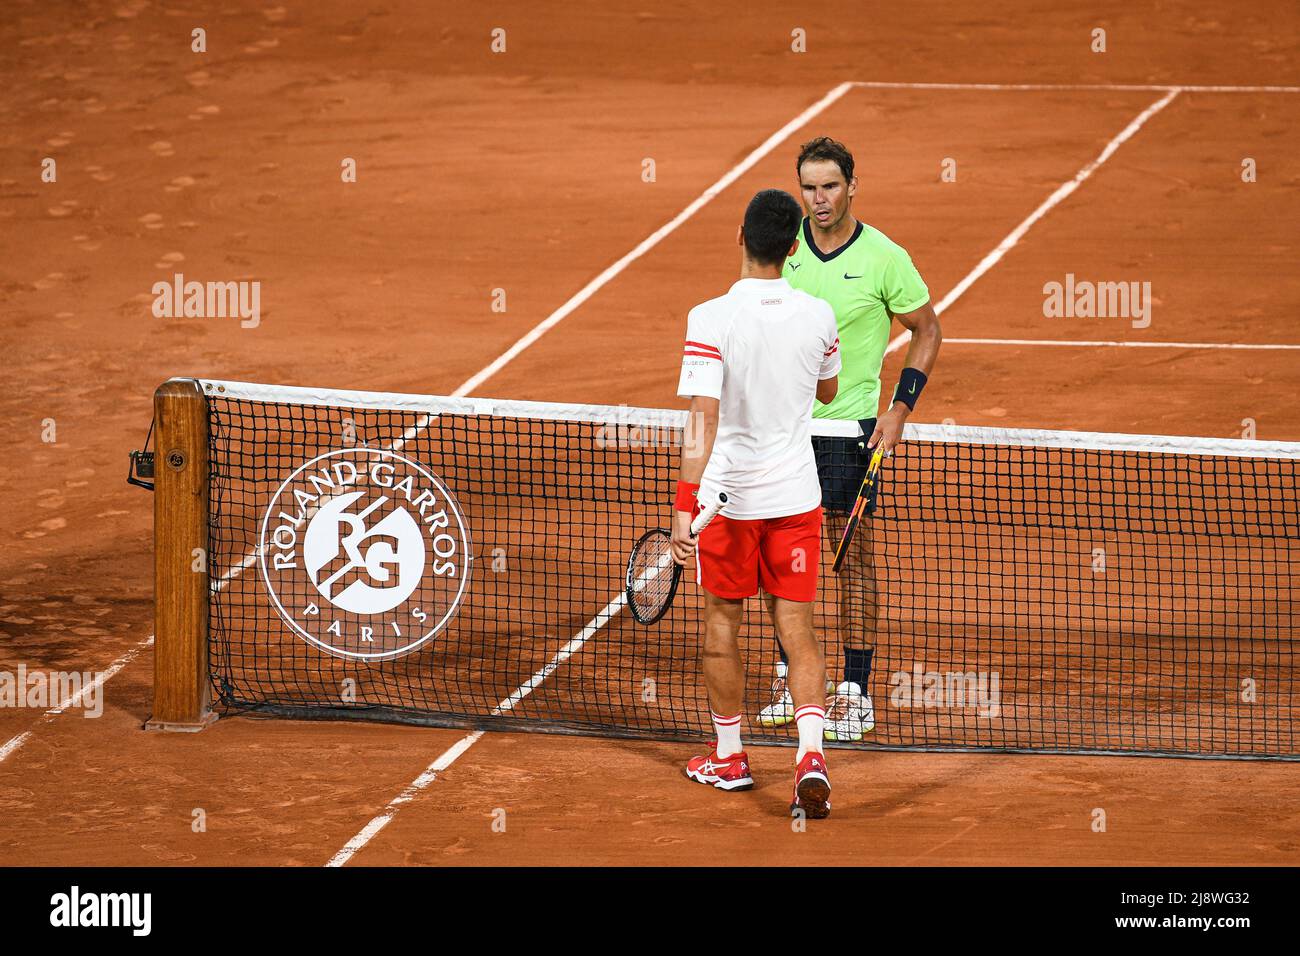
[884,89,1181,357]
[853,81,1300,93]
[945,337,1300,350]
[327,588,634,867]
[216,552,257,587]
[325,729,483,868]
[0,636,155,765]
[450,81,856,397]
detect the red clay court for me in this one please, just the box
[1,2,1297,867]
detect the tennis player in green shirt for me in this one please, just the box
[757,136,943,741]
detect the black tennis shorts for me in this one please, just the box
[812,418,879,515]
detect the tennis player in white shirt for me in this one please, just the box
[671,188,841,819]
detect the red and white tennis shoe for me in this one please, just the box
[684,747,755,791]
[790,750,831,819]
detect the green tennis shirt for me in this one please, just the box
[783,218,930,421]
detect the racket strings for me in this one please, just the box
[628,530,677,620]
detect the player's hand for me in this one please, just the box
[869,403,909,457]
[670,510,696,566]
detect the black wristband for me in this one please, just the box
[892,367,928,411]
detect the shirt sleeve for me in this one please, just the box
[881,246,931,314]
[677,306,724,399]
[818,304,842,379]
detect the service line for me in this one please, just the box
[884,89,1181,356]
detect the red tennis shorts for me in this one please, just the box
[695,506,823,602]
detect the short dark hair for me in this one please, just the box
[796,136,855,184]
[742,189,802,266]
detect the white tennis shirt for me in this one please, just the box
[677,277,841,520]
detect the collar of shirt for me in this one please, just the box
[729,277,792,294]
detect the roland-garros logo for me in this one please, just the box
[259,448,471,661]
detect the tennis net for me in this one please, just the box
[189,378,1297,759]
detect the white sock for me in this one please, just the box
[711,711,743,758]
[794,704,825,762]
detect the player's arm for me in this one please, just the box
[672,396,719,564]
[817,372,839,405]
[871,299,941,454]
[677,396,719,490]
[673,314,724,564]
[817,326,841,404]
[895,298,942,377]
[871,245,942,454]
[816,315,842,406]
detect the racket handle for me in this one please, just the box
[689,492,728,536]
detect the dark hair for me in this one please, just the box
[742,189,802,266]
[796,136,855,184]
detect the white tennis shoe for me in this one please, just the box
[756,675,794,727]
[824,681,875,741]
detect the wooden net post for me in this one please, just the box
[145,378,217,731]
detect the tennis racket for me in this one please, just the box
[831,446,884,573]
[625,492,728,625]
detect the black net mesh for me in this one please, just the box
[204,385,1298,759]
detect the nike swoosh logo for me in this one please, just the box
[843,273,863,280]
[908,382,917,394]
